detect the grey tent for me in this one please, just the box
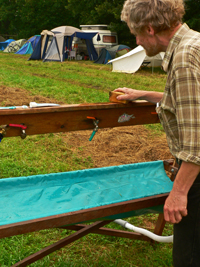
[51,26,83,35]
[29,26,98,62]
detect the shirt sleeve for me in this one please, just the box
[175,67,200,164]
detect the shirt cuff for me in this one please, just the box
[177,151,200,165]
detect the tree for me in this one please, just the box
[3,0,200,47]
[0,0,74,39]
[184,0,200,31]
[0,0,135,46]
[15,0,73,38]
[0,0,18,37]
[65,0,135,48]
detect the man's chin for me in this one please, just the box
[145,49,159,57]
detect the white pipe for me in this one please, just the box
[29,102,60,108]
[114,219,173,243]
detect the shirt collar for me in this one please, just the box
[162,23,190,72]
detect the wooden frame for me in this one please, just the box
[0,191,169,240]
[0,101,177,266]
[0,101,159,138]
[0,160,177,267]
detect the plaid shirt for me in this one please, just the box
[157,23,200,165]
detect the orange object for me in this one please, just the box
[109,91,128,104]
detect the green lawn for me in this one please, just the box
[0,52,173,267]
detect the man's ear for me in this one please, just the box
[146,24,155,36]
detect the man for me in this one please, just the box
[114,0,200,266]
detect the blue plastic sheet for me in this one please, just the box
[0,161,173,226]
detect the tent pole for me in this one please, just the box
[152,59,154,74]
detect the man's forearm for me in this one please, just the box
[174,161,200,195]
[137,90,163,103]
[164,161,200,223]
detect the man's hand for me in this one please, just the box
[114,88,143,101]
[114,88,163,103]
[164,161,200,224]
[164,189,188,224]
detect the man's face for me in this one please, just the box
[131,27,161,57]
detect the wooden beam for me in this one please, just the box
[60,224,151,242]
[0,101,159,138]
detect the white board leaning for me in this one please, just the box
[107,45,165,73]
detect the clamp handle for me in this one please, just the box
[8,124,27,130]
[87,116,99,141]
[89,131,96,141]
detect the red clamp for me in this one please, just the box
[8,124,27,139]
[8,124,27,130]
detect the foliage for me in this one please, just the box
[0,0,73,38]
[0,0,17,37]
[0,0,134,47]
[16,0,73,38]
[184,0,200,31]
[65,0,136,48]
[0,0,199,47]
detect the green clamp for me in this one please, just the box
[87,117,99,141]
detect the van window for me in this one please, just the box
[103,35,117,43]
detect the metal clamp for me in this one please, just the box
[87,116,99,141]
[8,124,27,139]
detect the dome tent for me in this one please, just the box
[3,39,26,53]
[16,35,41,55]
[0,39,15,51]
[94,45,131,64]
[29,26,98,62]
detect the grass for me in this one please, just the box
[0,52,173,267]
[0,134,94,178]
[0,53,166,103]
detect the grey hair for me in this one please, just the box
[121,0,185,34]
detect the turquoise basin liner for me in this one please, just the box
[0,161,173,226]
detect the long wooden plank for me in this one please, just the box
[0,192,168,239]
[0,101,159,138]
